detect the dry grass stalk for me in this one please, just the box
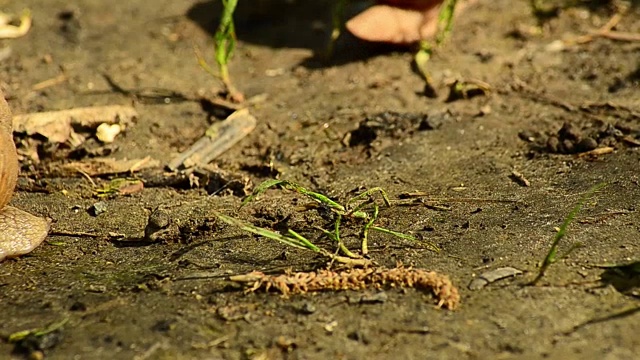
[230,264,460,310]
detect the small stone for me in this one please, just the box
[299,302,317,315]
[559,122,581,141]
[358,291,388,304]
[468,267,523,290]
[144,209,179,241]
[562,139,575,154]
[576,137,598,152]
[545,40,565,52]
[518,130,535,142]
[88,201,107,217]
[324,320,338,333]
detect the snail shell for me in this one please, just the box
[0,91,49,261]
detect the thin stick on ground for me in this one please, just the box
[572,11,640,44]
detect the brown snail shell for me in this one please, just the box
[0,91,49,261]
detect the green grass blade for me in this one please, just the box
[286,229,322,252]
[215,212,320,252]
[240,179,286,208]
[436,0,458,45]
[293,186,346,213]
[242,179,347,214]
[361,202,379,254]
[214,0,238,66]
[529,183,606,285]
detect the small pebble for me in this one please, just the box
[299,302,317,315]
[562,139,575,154]
[546,136,560,153]
[559,122,581,141]
[576,137,598,152]
[88,201,107,217]
[518,130,536,142]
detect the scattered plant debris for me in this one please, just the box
[230,264,460,309]
[13,104,137,144]
[215,179,440,266]
[0,9,32,39]
[95,178,144,198]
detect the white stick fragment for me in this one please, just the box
[167,108,257,171]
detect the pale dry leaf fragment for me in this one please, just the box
[60,157,159,177]
[13,105,137,144]
[577,146,614,158]
[468,267,523,290]
[0,9,32,39]
[0,207,50,261]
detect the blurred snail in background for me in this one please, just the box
[0,90,49,261]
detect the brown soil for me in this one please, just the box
[1,0,639,359]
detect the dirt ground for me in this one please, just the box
[1,0,639,359]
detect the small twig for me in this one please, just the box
[396,192,520,203]
[32,73,67,91]
[167,108,256,170]
[49,230,101,238]
[578,209,634,224]
[572,11,640,44]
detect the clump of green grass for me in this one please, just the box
[528,183,606,285]
[215,179,440,266]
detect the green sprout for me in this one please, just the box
[216,179,440,266]
[529,183,606,285]
[326,0,348,59]
[414,0,458,97]
[196,0,243,101]
[7,318,69,343]
[214,0,237,90]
